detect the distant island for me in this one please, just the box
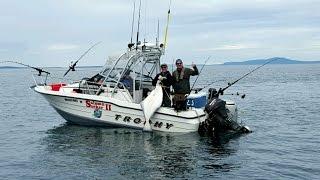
[223,57,320,65]
[0,66,24,69]
[1,57,320,69]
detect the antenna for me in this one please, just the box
[135,0,142,50]
[129,0,136,48]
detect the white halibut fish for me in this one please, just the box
[140,81,163,131]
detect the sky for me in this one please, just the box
[0,0,319,66]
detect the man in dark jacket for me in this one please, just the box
[172,59,199,110]
[152,63,173,107]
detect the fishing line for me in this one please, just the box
[200,58,276,94]
[0,60,50,76]
[191,56,211,91]
[217,58,277,95]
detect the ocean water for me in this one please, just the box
[0,64,319,179]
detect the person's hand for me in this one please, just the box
[158,75,167,81]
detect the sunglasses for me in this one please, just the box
[161,66,167,68]
[176,63,182,65]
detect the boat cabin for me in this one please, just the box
[76,43,164,103]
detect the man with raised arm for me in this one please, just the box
[172,59,199,111]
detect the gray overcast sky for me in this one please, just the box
[0,0,319,66]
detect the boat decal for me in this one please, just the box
[153,121,163,128]
[38,93,205,119]
[186,99,194,107]
[93,108,102,118]
[86,100,112,111]
[166,123,174,129]
[152,121,174,129]
[115,114,122,121]
[115,114,142,124]
[123,116,131,122]
[133,118,142,124]
[114,114,174,129]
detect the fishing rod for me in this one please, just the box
[216,58,277,96]
[143,0,147,44]
[156,19,160,46]
[190,56,211,91]
[63,41,102,77]
[163,0,172,50]
[128,0,136,49]
[201,79,226,91]
[0,60,50,76]
[135,0,142,50]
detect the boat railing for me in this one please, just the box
[32,73,71,86]
[32,73,133,101]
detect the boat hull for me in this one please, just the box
[34,86,207,133]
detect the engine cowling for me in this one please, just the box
[203,97,230,132]
[198,90,251,137]
[205,97,228,119]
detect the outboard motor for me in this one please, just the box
[206,88,228,124]
[198,88,251,137]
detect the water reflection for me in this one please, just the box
[197,135,242,175]
[140,132,200,179]
[40,124,242,179]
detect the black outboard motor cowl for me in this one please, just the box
[199,96,252,137]
[205,97,228,119]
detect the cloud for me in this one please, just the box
[48,44,79,51]
[195,44,258,52]
[1,0,320,66]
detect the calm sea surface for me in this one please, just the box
[0,64,319,179]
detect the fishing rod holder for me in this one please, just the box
[223,92,246,99]
[192,88,203,93]
[207,87,245,99]
[208,88,220,100]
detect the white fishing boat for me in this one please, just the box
[31,42,239,133]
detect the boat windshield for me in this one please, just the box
[101,52,132,82]
[97,44,163,92]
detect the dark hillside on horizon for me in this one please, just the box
[0,66,24,69]
[223,57,320,65]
